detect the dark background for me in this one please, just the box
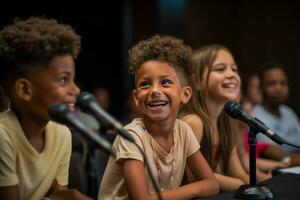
[1,0,300,117]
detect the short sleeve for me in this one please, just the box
[0,128,19,186]
[113,130,145,164]
[55,127,72,186]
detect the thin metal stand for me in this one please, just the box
[235,127,275,199]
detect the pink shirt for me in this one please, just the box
[244,132,269,158]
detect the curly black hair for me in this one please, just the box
[0,16,81,93]
[128,35,193,86]
[257,61,286,82]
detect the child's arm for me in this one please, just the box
[122,159,153,200]
[183,151,220,197]
[0,130,19,200]
[46,180,92,200]
[256,158,285,171]
[213,146,249,191]
[48,188,92,200]
[182,115,249,191]
[0,185,19,200]
[122,154,219,200]
[214,173,244,192]
[226,147,249,185]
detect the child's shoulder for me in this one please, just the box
[0,110,18,130]
[47,120,72,136]
[179,113,203,127]
[123,118,146,136]
[0,110,20,147]
[175,118,197,133]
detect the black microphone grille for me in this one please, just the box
[77,91,96,110]
[48,103,69,124]
[224,101,244,119]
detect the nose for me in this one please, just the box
[225,67,237,78]
[150,83,161,97]
[274,82,285,92]
[70,81,80,97]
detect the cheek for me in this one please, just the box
[43,89,67,104]
[134,92,145,107]
[283,87,289,95]
[264,88,275,97]
[237,76,241,86]
[207,78,220,91]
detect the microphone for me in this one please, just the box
[224,101,284,145]
[77,92,164,199]
[48,103,114,156]
[77,92,135,143]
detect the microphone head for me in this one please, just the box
[77,91,97,111]
[224,101,244,119]
[48,103,70,124]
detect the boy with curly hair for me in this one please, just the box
[98,35,219,200]
[0,17,90,200]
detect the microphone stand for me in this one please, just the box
[235,127,275,199]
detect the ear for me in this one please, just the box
[181,86,192,104]
[132,89,139,107]
[14,78,33,101]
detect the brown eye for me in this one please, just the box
[161,79,172,86]
[232,66,239,72]
[138,81,149,89]
[59,76,68,85]
[211,64,226,71]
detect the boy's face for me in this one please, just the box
[25,55,80,122]
[203,49,241,103]
[133,61,191,122]
[261,68,289,106]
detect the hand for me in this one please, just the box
[48,189,92,200]
[257,170,272,182]
[46,179,92,200]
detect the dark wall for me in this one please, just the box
[129,0,300,115]
[186,0,300,115]
[2,0,300,116]
[0,1,123,116]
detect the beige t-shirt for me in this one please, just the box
[98,118,200,200]
[0,110,72,200]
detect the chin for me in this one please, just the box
[146,114,169,122]
[224,95,239,102]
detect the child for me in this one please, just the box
[179,45,249,192]
[253,62,300,166]
[0,17,90,200]
[98,35,219,200]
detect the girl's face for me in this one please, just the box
[204,49,241,103]
[133,61,191,123]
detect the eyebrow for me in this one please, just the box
[213,62,236,66]
[139,74,172,79]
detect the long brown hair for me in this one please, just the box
[180,44,238,173]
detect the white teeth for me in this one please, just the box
[68,103,76,112]
[148,101,167,107]
[223,83,237,88]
